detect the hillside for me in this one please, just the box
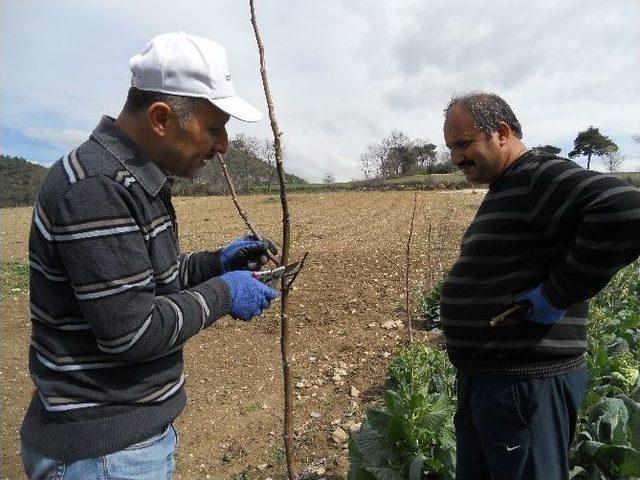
[0,148,306,206]
[172,143,306,196]
[0,155,48,207]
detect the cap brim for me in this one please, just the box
[210,96,264,123]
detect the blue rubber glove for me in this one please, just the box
[514,284,566,325]
[220,271,279,321]
[220,235,278,272]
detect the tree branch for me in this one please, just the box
[405,194,418,343]
[216,152,279,265]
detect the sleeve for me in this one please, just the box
[178,250,224,289]
[52,177,231,364]
[530,161,640,308]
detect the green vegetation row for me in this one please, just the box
[349,261,640,479]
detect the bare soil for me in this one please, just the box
[1,190,482,479]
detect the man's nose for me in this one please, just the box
[211,127,229,156]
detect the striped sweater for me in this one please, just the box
[441,149,640,377]
[21,116,232,460]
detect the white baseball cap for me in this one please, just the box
[130,32,263,122]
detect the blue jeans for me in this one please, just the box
[455,368,587,480]
[21,424,177,480]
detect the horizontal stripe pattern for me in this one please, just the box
[31,303,91,331]
[441,150,640,375]
[32,339,123,371]
[74,268,153,300]
[155,262,180,285]
[38,374,186,412]
[23,118,232,460]
[445,338,588,349]
[30,253,68,282]
[441,316,586,328]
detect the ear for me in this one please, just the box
[496,121,511,146]
[147,102,173,137]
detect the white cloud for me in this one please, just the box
[1,0,639,181]
[22,127,90,150]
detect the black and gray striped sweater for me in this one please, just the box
[441,149,640,377]
[21,117,232,461]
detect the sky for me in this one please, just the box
[1,0,639,182]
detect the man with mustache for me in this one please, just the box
[441,91,640,479]
[21,32,278,479]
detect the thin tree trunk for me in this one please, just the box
[405,194,418,343]
[249,2,295,478]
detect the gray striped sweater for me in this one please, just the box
[21,116,232,460]
[441,149,640,377]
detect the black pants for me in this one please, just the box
[455,367,587,480]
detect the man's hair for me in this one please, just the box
[444,92,523,139]
[122,87,202,124]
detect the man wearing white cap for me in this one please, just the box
[21,32,276,479]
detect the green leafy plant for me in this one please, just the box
[348,345,456,480]
[570,395,640,479]
[418,278,445,330]
[570,260,640,479]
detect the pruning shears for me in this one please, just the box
[252,261,302,285]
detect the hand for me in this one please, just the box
[220,271,279,321]
[221,235,278,272]
[514,284,566,325]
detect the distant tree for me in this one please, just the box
[535,145,562,155]
[431,145,455,174]
[603,151,624,173]
[568,126,618,170]
[360,142,385,179]
[360,131,437,179]
[411,139,437,171]
[322,172,335,184]
[259,139,276,191]
[172,134,303,196]
[633,134,640,144]
[381,130,412,177]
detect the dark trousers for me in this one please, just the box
[455,367,587,480]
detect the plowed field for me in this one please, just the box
[1,190,484,479]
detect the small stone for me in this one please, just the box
[257,464,268,471]
[381,320,396,329]
[350,386,360,398]
[367,322,377,328]
[334,368,348,376]
[310,411,321,418]
[332,374,342,382]
[332,427,348,444]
